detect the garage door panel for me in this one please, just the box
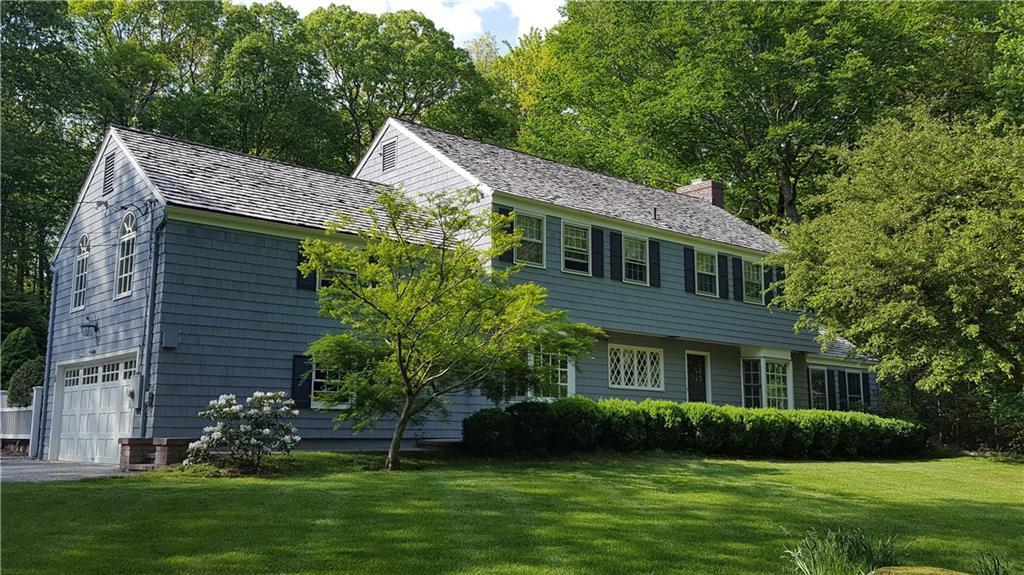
[58,356,135,464]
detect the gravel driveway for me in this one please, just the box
[1,457,126,483]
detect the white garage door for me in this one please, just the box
[59,357,135,464]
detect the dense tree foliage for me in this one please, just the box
[1,327,39,388]
[506,1,1019,227]
[774,112,1024,450]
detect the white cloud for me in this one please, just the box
[267,0,562,47]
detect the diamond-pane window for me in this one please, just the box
[608,344,663,390]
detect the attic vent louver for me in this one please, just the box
[103,153,115,196]
[381,140,397,171]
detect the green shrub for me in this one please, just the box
[550,397,604,452]
[638,400,694,451]
[1,327,37,388]
[599,398,648,451]
[460,397,928,459]
[505,401,556,454]
[462,408,513,455]
[7,356,43,407]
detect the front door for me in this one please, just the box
[686,353,707,402]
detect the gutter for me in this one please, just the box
[138,204,166,437]
[35,264,59,459]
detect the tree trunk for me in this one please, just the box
[776,169,802,223]
[385,396,415,471]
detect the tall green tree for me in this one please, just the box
[303,6,491,163]
[773,111,1023,401]
[301,189,602,470]
[511,1,1009,227]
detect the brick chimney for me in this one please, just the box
[677,179,724,208]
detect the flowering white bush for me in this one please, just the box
[185,391,301,471]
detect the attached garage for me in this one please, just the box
[53,354,137,464]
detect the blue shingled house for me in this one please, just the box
[37,120,877,463]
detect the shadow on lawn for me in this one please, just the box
[3,455,1021,575]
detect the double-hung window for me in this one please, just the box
[808,368,828,409]
[608,344,663,391]
[742,260,763,304]
[529,351,574,399]
[514,213,545,267]
[764,360,789,409]
[311,363,349,409]
[695,251,718,296]
[623,235,648,285]
[741,358,792,409]
[562,222,590,275]
[742,359,762,408]
[72,235,90,311]
[115,212,137,298]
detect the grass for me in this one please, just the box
[2,453,1021,574]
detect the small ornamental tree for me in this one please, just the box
[2,327,37,387]
[301,188,603,470]
[185,391,301,471]
[7,356,44,407]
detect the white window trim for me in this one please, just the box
[694,250,719,297]
[71,235,90,312]
[608,343,664,391]
[514,211,546,268]
[114,212,137,300]
[684,350,712,403]
[845,371,865,409]
[741,258,764,305]
[310,362,350,411]
[808,367,829,410]
[560,220,592,277]
[738,357,794,409]
[520,352,576,401]
[622,234,649,286]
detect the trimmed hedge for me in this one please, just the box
[462,397,928,459]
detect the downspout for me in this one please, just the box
[138,203,165,438]
[36,264,59,459]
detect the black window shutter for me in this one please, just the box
[775,265,786,298]
[496,206,514,263]
[649,240,661,287]
[732,257,744,301]
[610,231,622,281]
[591,227,604,278]
[291,355,311,409]
[763,266,774,306]
[683,246,695,293]
[296,246,316,290]
[838,371,849,410]
[826,369,838,410]
[717,254,729,299]
[862,373,872,407]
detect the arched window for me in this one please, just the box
[71,235,90,310]
[115,212,136,298]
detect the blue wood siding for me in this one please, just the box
[150,219,490,440]
[42,137,162,456]
[353,123,472,200]
[502,211,818,353]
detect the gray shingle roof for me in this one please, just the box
[819,336,876,363]
[114,126,387,233]
[396,120,783,253]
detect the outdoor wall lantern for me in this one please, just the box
[80,316,100,338]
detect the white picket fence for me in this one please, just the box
[1,389,43,455]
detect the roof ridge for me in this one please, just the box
[111,124,382,187]
[392,118,705,205]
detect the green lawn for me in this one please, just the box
[3,454,1021,574]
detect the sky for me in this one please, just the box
[271,0,564,51]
